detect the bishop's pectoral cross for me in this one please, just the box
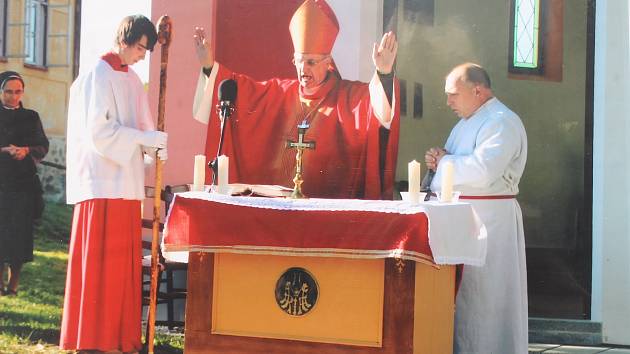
[286,121,316,199]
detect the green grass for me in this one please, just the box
[0,202,184,353]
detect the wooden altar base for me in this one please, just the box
[184,252,455,354]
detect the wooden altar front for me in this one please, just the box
[162,193,486,354]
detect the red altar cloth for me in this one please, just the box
[163,193,435,264]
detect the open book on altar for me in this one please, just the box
[228,183,293,198]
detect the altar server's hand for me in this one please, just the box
[425,147,447,171]
[157,148,168,161]
[137,131,167,149]
[194,27,214,69]
[142,147,167,165]
[373,31,398,75]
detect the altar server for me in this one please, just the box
[425,62,528,354]
[61,15,168,353]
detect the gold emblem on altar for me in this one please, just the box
[275,267,318,316]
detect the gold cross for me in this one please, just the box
[286,121,316,198]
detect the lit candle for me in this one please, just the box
[440,160,454,203]
[408,160,421,203]
[193,154,206,192]
[217,154,229,194]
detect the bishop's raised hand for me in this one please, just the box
[194,26,214,69]
[372,31,398,75]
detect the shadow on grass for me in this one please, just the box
[141,340,186,354]
[18,253,66,306]
[0,325,59,344]
[34,202,73,244]
[0,305,60,327]
[15,202,71,306]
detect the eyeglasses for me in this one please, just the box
[292,56,329,67]
[2,89,24,95]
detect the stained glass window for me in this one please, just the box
[512,0,540,68]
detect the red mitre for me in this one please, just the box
[289,0,339,54]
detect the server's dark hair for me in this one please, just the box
[115,15,158,51]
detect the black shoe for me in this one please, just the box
[0,288,5,296]
[5,289,17,296]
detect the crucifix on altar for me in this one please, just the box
[286,120,316,199]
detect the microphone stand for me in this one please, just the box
[420,169,435,201]
[209,102,232,185]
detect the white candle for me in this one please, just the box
[193,154,206,192]
[217,154,229,194]
[408,160,421,203]
[440,160,454,203]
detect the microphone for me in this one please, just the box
[217,79,237,121]
[210,79,238,185]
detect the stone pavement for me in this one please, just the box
[529,344,630,353]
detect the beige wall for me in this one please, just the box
[395,0,589,249]
[2,0,76,137]
[0,0,77,200]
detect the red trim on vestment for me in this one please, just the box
[60,199,142,352]
[429,193,516,200]
[459,195,516,200]
[101,52,129,72]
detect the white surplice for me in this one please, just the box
[431,97,528,354]
[66,59,155,204]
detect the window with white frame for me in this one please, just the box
[24,0,48,66]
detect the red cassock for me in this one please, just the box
[59,199,142,352]
[204,65,400,199]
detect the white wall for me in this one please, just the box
[328,0,383,82]
[80,0,151,81]
[592,0,630,345]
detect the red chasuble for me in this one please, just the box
[205,65,400,199]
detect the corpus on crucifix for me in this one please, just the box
[286,120,316,198]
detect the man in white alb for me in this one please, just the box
[425,62,528,354]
